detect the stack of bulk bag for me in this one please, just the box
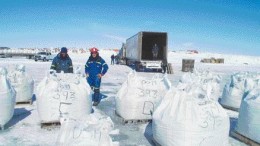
[0,67,16,129]
[116,71,171,120]
[56,115,114,146]
[36,72,92,123]
[153,86,230,146]
[236,87,260,143]
[221,72,260,110]
[8,64,34,103]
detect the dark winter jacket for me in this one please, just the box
[111,55,115,59]
[162,59,168,66]
[85,55,108,77]
[50,53,73,73]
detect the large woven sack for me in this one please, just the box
[236,87,260,143]
[153,86,230,146]
[56,115,114,146]
[221,72,260,109]
[180,70,222,101]
[8,64,34,102]
[116,71,171,120]
[0,67,16,129]
[36,72,92,123]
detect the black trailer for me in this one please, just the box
[125,31,168,71]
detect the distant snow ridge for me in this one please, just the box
[8,64,34,103]
[0,67,16,129]
[153,86,230,146]
[56,114,114,146]
[221,72,260,110]
[179,69,222,101]
[116,70,171,120]
[236,87,260,143]
[36,71,92,123]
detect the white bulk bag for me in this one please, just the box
[8,64,34,102]
[180,70,222,101]
[206,80,222,101]
[177,80,221,102]
[0,67,16,129]
[153,87,230,146]
[220,72,260,109]
[244,77,260,93]
[180,70,221,84]
[36,72,92,123]
[116,71,171,120]
[221,74,245,109]
[56,115,114,146]
[236,87,260,143]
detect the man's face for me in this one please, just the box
[61,53,66,58]
[92,53,97,58]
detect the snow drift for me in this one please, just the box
[0,67,16,129]
[153,85,230,146]
[56,114,114,146]
[236,87,260,143]
[221,72,260,110]
[8,64,34,103]
[36,71,92,123]
[116,71,171,120]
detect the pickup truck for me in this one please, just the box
[34,52,55,62]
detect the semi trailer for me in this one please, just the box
[123,31,168,71]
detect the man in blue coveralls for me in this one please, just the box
[85,47,108,106]
[51,47,73,73]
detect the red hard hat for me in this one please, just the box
[90,47,99,53]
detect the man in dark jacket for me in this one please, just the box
[162,58,168,74]
[152,43,159,60]
[50,47,73,73]
[85,47,108,106]
[111,54,115,65]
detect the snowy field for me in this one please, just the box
[1,50,260,146]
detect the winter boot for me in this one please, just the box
[93,92,100,106]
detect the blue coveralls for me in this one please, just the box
[85,56,108,102]
[50,54,73,73]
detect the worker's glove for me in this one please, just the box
[97,74,103,78]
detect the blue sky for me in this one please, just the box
[0,0,259,56]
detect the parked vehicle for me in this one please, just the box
[34,52,55,62]
[121,31,168,71]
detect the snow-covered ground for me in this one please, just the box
[1,50,260,146]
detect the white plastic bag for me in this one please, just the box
[36,72,92,123]
[8,64,34,102]
[0,67,16,129]
[236,87,260,143]
[116,71,171,120]
[56,115,114,146]
[153,87,230,146]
